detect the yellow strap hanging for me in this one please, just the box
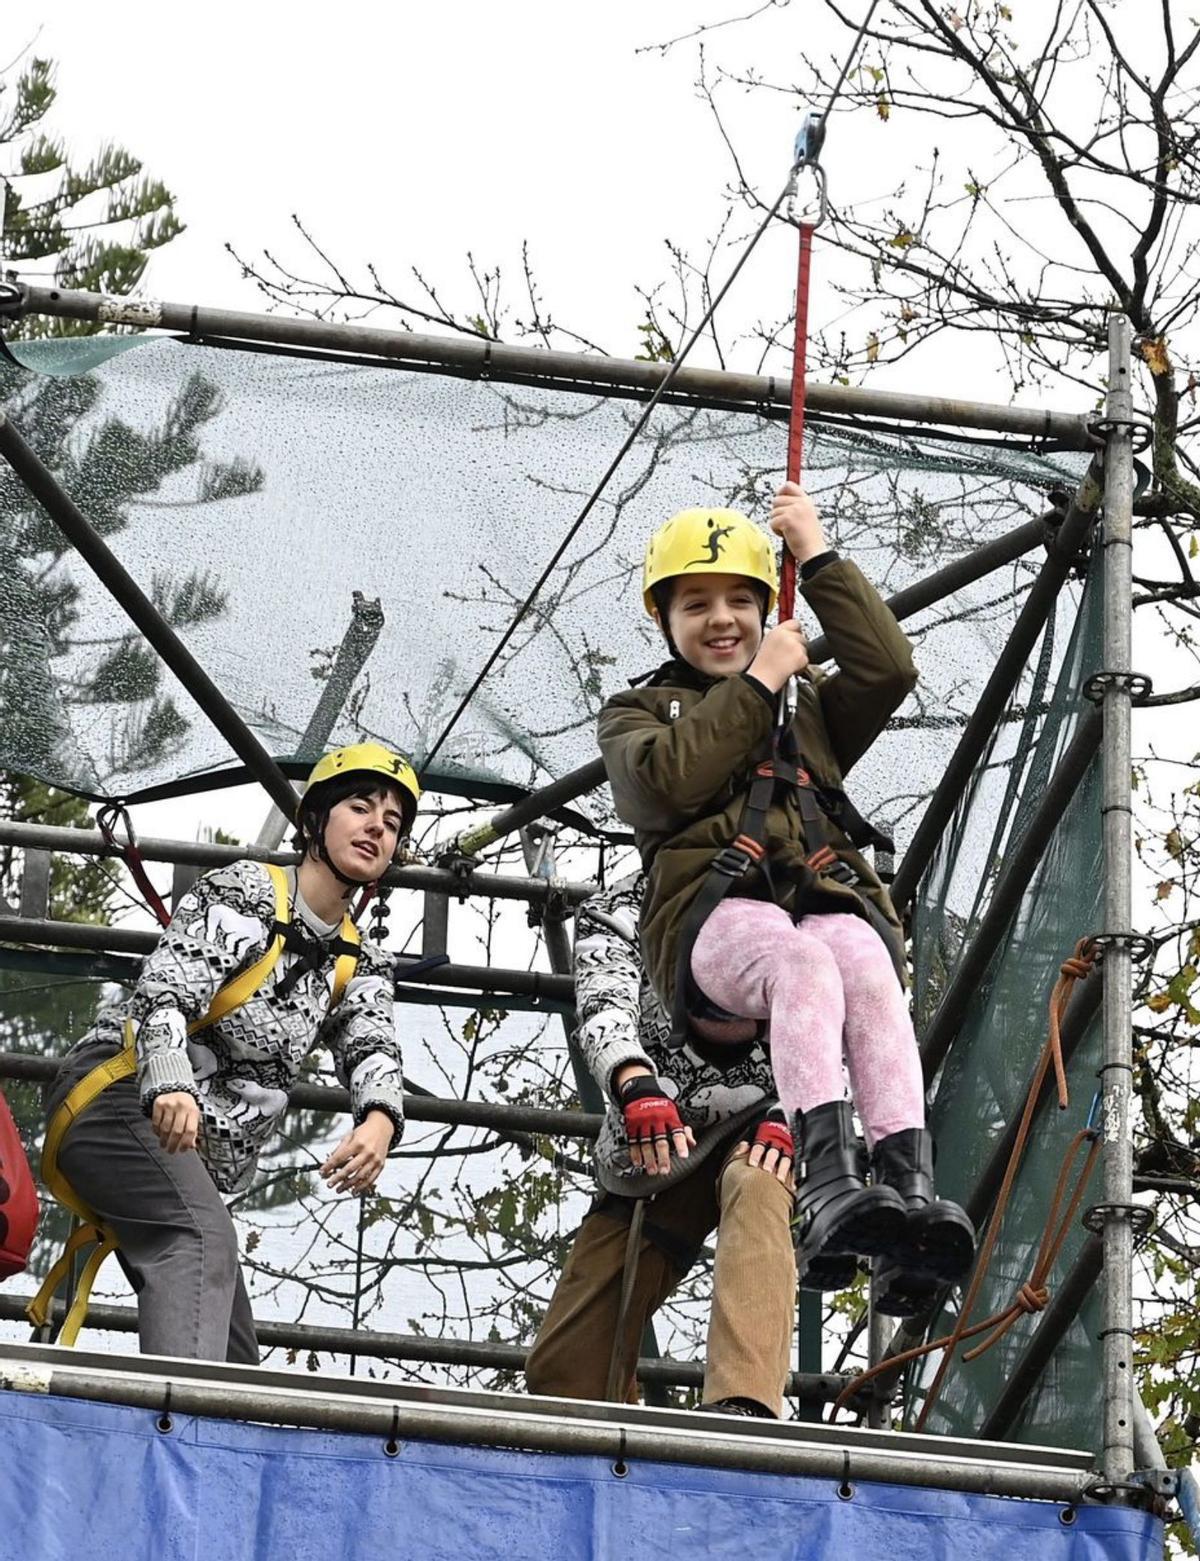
[31,860,363,1343]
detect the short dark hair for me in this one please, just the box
[292,774,411,857]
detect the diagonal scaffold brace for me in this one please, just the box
[0,409,297,818]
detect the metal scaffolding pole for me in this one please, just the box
[1099,313,1137,1486]
[0,1048,601,1138]
[806,509,1059,664]
[0,1293,838,1399]
[0,818,597,906]
[890,460,1105,915]
[0,913,574,1006]
[918,706,1103,1079]
[0,1340,1096,1500]
[0,410,297,819]
[255,591,386,850]
[15,284,1097,448]
[451,512,1067,857]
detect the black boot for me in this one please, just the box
[871,1128,976,1286]
[870,1262,943,1319]
[792,1102,907,1269]
[798,1249,862,1294]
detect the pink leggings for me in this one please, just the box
[690,902,925,1146]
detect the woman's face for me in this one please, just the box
[321,788,404,881]
[662,572,764,678]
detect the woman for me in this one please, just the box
[36,742,418,1362]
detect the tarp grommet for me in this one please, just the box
[383,1406,401,1457]
[156,1382,173,1434]
[1059,1506,1078,1526]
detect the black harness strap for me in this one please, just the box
[273,921,362,1000]
[667,745,897,1049]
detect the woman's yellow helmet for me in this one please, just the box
[642,508,778,616]
[302,743,420,833]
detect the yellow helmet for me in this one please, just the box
[302,742,420,832]
[642,507,778,616]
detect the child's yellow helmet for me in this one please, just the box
[303,743,420,832]
[642,508,778,616]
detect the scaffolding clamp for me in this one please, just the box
[1086,413,1153,453]
[1087,930,1156,965]
[0,279,23,319]
[1082,1202,1154,1237]
[1082,1472,1172,1509]
[1081,670,1154,705]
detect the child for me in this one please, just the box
[36,742,419,1362]
[598,485,974,1304]
[526,870,799,1419]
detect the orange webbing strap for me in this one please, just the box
[777,220,815,623]
[835,938,1100,1423]
[29,862,360,1343]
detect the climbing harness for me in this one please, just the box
[27,861,362,1345]
[835,940,1105,1423]
[667,737,896,1051]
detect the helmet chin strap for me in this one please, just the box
[311,837,378,896]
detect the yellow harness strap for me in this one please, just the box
[28,862,361,1343]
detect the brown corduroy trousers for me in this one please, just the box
[526,1142,795,1417]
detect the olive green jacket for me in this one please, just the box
[598,557,918,1009]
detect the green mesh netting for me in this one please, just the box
[909,551,1105,1450]
[0,336,1086,816]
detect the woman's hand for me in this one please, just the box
[151,1091,200,1154]
[321,1109,395,1195]
[769,482,827,564]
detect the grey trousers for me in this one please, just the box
[47,1041,259,1365]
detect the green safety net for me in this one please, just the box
[909,550,1105,1450]
[0,335,1086,817]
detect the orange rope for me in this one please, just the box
[835,937,1099,1423]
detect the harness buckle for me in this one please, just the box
[712,846,755,878]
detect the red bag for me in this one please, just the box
[0,1088,39,1280]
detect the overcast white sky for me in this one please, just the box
[5,1,1191,852]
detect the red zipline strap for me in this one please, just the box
[96,803,172,930]
[778,220,815,622]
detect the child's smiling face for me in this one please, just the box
[659,572,765,678]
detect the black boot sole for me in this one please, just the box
[901,1203,977,1283]
[796,1186,908,1262]
[872,1266,943,1318]
[797,1251,861,1293]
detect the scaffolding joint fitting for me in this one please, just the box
[1082,1202,1154,1237]
[1086,413,1153,454]
[0,279,24,319]
[1082,1475,1163,1510]
[1081,670,1153,705]
[1088,930,1156,965]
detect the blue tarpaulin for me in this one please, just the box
[1,1390,1162,1561]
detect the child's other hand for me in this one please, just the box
[769,482,827,564]
[746,621,809,693]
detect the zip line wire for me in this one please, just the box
[420,0,884,778]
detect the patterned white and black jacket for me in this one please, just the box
[77,859,406,1193]
[576,871,779,1194]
